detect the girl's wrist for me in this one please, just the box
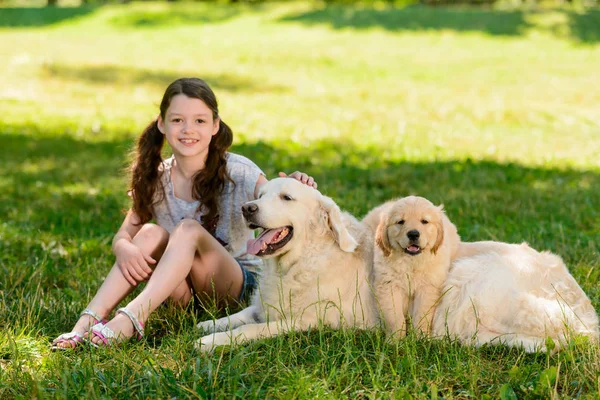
[112,237,131,253]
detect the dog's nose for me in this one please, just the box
[407,230,420,240]
[242,203,259,218]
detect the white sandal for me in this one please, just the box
[88,307,145,347]
[51,309,105,351]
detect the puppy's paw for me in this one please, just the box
[194,332,232,353]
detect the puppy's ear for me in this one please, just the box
[375,213,392,257]
[320,195,358,253]
[431,205,445,254]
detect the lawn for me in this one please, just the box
[1,1,600,398]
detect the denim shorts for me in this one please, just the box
[239,264,258,304]
[190,262,258,311]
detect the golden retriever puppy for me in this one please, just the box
[364,196,460,337]
[432,242,599,352]
[195,178,378,352]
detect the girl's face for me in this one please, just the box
[157,94,219,161]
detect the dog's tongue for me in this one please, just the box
[247,228,283,255]
[407,245,420,252]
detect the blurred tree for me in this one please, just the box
[47,0,58,6]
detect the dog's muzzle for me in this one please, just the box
[242,203,258,219]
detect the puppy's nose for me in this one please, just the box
[407,230,420,240]
[242,203,259,218]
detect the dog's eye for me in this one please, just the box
[397,220,405,225]
[281,194,294,201]
[421,219,429,224]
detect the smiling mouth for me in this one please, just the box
[404,244,422,256]
[247,226,294,256]
[179,139,199,145]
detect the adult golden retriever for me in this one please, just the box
[432,241,599,352]
[363,196,460,337]
[195,178,378,352]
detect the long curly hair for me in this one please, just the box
[129,77,233,226]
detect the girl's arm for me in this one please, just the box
[253,172,317,199]
[112,210,157,285]
[111,209,144,254]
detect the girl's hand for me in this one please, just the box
[279,171,318,189]
[114,240,156,286]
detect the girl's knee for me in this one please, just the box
[133,223,169,244]
[171,219,210,242]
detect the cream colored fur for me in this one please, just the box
[364,196,460,337]
[195,178,378,352]
[433,241,599,352]
[366,199,599,351]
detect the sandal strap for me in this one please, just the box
[90,323,116,346]
[54,331,84,343]
[117,308,145,339]
[80,308,103,323]
[51,331,85,351]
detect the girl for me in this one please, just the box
[52,77,316,348]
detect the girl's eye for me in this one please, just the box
[196,119,205,124]
[172,118,182,123]
[421,220,429,225]
[281,194,293,201]
[397,220,405,225]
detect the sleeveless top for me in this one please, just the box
[152,152,264,272]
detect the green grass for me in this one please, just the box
[1,1,600,398]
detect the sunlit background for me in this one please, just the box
[1,0,599,397]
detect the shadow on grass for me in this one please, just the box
[2,3,598,44]
[41,63,289,93]
[1,127,599,250]
[107,3,246,28]
[0,128,131,239]
[0,6,97,27]
[0,2,251,28]
[568,9,600,43]
[281,5,529,35]
[280,5,600,43]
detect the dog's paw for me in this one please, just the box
[196,319,217,334]
[194,333,232,353]
[193,336,213,353]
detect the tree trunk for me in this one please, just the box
[47,0,58,6]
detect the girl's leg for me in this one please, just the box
[53,224,169,348]
[90,219,243,344]
[168,276,195,306]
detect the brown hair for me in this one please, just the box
[129,77,233,226]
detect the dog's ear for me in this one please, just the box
[375,213,392,257]
[320,195,358,253]
[431,205,445,254]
